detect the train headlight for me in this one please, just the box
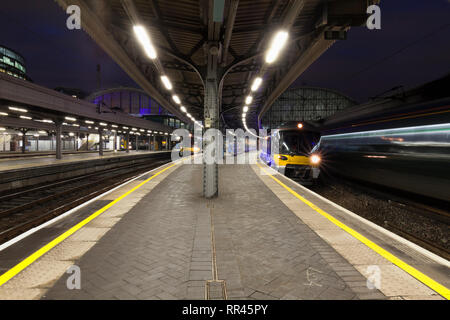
[297,123,303,129]
[310,154,321,164]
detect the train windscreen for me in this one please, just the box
[280,131,320,155]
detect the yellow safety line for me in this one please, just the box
[0,162,178,287]
[257,163,450,300]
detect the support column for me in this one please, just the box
[76,133,79,151]
[21,129,27,153]
[114,131,117,152]
[148,135,151,151]
[36,135,39,152]
[136,134,139,151]
[166,136,169,150]
[126,132,130,153]
[203,42,220,198]
[153,135,156,151]
[55,121,62,159]
[99,129,104,156]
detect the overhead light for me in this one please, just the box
[0,128,5,131]
[20,115,32,120]
[172,95,181,104]
[243,106,249,113]
[140,129,145,132]
[95,127,99,130]
[187,113,191,118]
[245,96,253,105]
[69,132,75,137]
[265,30,289,64]
[132,128,137,131]
[9,106,27,113]
[133,25,157,59]
[161,76,173,90]
[123,126,129,129]
[0,112,8,116]
[65,116,76,121]
[251,77,262,91]
[99,122,107,126]
[148,130,152,133]
[180,106,187,113]
[297,123,303,129]
[85,120,94,124]
[38,131,46,134]
[112,124,118,128]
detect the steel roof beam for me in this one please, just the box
[258,31,335,123]
[221,0,239,66]
[54,0,187,123]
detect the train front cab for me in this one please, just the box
[261,125,321,184]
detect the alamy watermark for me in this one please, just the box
[66,265,81,290]
[366,265,381,290]
[367,4,381,30]
[170,127,279,165]
[66,5,81,30]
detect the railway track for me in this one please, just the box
[308,175,450,260]
[0,156,171,244]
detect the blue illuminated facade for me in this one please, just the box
[87,87,188,129]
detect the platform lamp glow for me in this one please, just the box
[161,75,173,90]
[172,95,181,104]
[265,30,288,63]
[133,25,157,59]
[251,77,262,92]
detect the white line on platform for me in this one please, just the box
[0,161,175,253]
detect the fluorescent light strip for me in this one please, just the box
[9,107,27,113]
[172,95,181,104]
[251,77,262,91]
[265,30,289,64]
[161,75,173,90]
[133,26,157,59]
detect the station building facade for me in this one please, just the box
[261,87,356,129]
[87,87,191,131]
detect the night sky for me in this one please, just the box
[1,0,449,103]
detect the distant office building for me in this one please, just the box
[0,45,30,81]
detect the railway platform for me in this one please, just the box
[0,159,448,300]
[0,150,166,172]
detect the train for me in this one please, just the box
[260,121,322,184]
[312,75,450,203]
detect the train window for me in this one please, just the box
[280,131,320,155]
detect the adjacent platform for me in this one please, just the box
[0,160,448,300]
[0,150,165,172]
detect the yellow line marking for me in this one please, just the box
[257,163,450,300]
[0,162,178,287]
